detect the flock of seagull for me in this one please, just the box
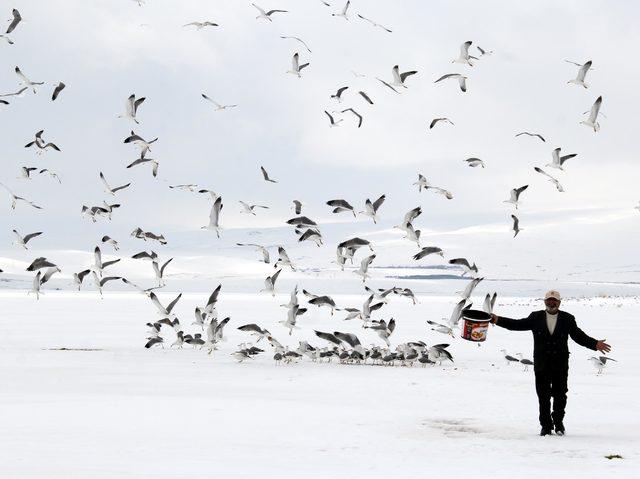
[0,3,625,374]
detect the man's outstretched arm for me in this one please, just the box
[568,316,611,353]
[490,313,534,331]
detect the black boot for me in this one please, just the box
[554,421,565,436]
[540,427,552,436]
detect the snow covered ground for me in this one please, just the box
[1,286,638,478]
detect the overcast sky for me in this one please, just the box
[1,0,639,279]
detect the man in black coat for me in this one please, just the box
[490,290,611,436]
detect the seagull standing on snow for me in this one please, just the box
[581,95,603,132]
[503,185,529,209]
[567,60,592,88]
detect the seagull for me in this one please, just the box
[169,184,199,192]
[38,169,62,183]
[298,228,323,246]
[0,86,27,98]
[427,320,455,336]
[453,41,475,66]
[15,67,43,93]
[413,246,444,261]
[309,296,337,315]
[202,196,223,237]
[6,8,21,34]
[287,216,317,227]
[93,246,121,277]
[483,293,497,314]
[358,91,374,104]
[126,151,158,177]
[123,131,157,156]
[589,356,617,374]
[390,65,418,88]
[100,172,131,196]
[251,4,288,21]
[435,73,467,92]
[18,166,37,179]
[118,94,145,123]
[183,21,219,29]
[460,277,483,299]
[239,201,269,215]
[330,86,348,102]
[367,318,396,346]
[360,194,385,223]
[477,46,493,56]
[581,95,602,132]
[93,274,123,297]
[261,166,277,183]
[534,167,564,192]
[354,254,376,282]
[287,52,309,78]
[280,35,312,53]
[567,60,592,88]
[429,118,454,129]
[413,175,453,199]
[324,110,343,127]
[101,236,119,251]
[203,284,222,319]
[503,185,529,209]
[464,158,485,168]
[395,206,422,231]
[238,324,271,342]
[262,269,282,296]
[280,304,306,336]
[356,13,392,32]
[24,130,61,153]
[30,271,42,300]
[292,200,303,214]
[201,93,237,110]
[152,258,173,286]
[51,82,66,101]
[327,199,356,216]
[0,182,42,210]
[341,108,363,128]
[131,227,166,245]
[546,147,577,171]
[511,214,521,237]
[332,1,350,19]
[0,34,13,45]
[449,258,478,277]
[12,230,42,249]
[73,269,91,290]
[237,243,270,263]
[149,292,182,319]
[376,77,400,94]
[145,337,164,349]
[447,299,472,328]
[515,131,545,142]
[500,349,520,365]
[274,246,295,270]
[26,257,56,272]
[131,250,158,261]
[516,353,534,372]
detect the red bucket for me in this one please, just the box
[460,310,491,342]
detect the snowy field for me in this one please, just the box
[1,286,638,478]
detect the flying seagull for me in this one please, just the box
[202,93,237,110]
[292,200,303,214]
[287,53,310,78]
[356,13,392,32]
[101,236,119,251]
[358,91,374,105]
[324,110,343,127]
[534,167,564,192]
[429,118,454,129]
[515,131,545,142]
[100,172,131,195]
[38,169,62,183]
[237,243,270,263]
[581,95,602,132]
[330,86,348,102]
[0,182,42,210]
[360,195,385,223]
[464,158,485,168]
[183,21,219,29]
[12,229,42,249]
[0,34,13,45]
[261,166,277,183]
[511,214,521,237]
[126,152,158,177]
[453,41,475,66]
[589,356,616,375]
[332,1,350,19]
[51,82,66,101]
[413,246,444,261]
[546,147,577,170]
[239,201,269,215]
[503,185,529,209]
[567,60,592,88]
[15,67,43,93]
[434,73,467,92]
[6,8,21,34]
[280,35,312,53]
[390,65,417,88]
[449,258,478,277]
[341,108,362,128]
[251,4,288,21]
[354,254,376,282]
[413,174,453,199]
[24,130,61,153]
[262,269,282,296]
[327,199,356,216]
[152,258,173,287]
[149,292,182,319]
[118,94,145,123]
[477,46,493,56]
[202,196,223,237]
[123,131,157,156]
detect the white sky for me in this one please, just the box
[1,0,639,279]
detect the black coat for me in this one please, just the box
[496,310,598,371]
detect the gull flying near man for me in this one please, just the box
[201,93,237,110]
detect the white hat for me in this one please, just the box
[544,290,562,301]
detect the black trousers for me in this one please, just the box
[534,365,568,429]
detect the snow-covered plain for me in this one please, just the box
[1,283,638,478]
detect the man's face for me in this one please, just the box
[545,298,560,314]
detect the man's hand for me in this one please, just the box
[490,314,498,324]
[596,339,611,354]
